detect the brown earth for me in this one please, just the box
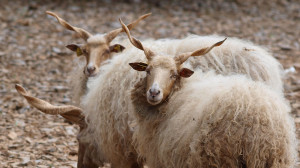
[0,0,299,167]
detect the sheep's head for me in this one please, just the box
[120,19,226,105]
[46,11,151,77]
[15,84,101,168]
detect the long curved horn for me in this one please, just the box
[15,84,85,126]
[175,38,227,65]
[105,13,151,43]
[46,11,92,41]
[119,18,155,60]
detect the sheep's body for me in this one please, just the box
[131,71,297,168]
[81,35,285,167]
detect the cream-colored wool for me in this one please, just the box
[131,71,297,168]
[82,47,146,167]
[67,38,136,167]
[82,37,287,167]
[69,56,87,105]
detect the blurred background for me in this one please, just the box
[0,0,299,167]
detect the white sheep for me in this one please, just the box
[16,12,150,168]
[121,22,297,167]
[78,19,280,167]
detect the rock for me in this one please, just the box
[8,131,18,140]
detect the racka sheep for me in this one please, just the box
[18,12,150,167]
[121,21,297,168]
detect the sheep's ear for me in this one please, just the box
[66,44,83,56]
[109,44,125,53]
[129,62,148,71]
[179,68,194,78]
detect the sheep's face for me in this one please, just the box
[46,11,150,77]
[66,36,125,77]
[130,56,194,105]
[146,56,177,105]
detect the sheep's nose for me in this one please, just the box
[87,66,96,74]
[149,89,160,97]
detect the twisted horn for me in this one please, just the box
[175,38,227,65]
[119,18,155,60]
[46,11,92,41]
[15,84,85,126]
[105,13,151,43]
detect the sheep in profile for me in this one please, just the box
[47,11,150,104]
[121,21,297,168]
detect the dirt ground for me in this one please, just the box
[0,0,299,167]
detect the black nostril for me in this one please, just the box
[149,89,160,97]
[87,67,96,73]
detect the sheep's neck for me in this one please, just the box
[82,74,88,92]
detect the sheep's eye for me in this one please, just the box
[171,74,178,79]
[146,69,151,75]
[103,49,110,55]
[82,49,88,55]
